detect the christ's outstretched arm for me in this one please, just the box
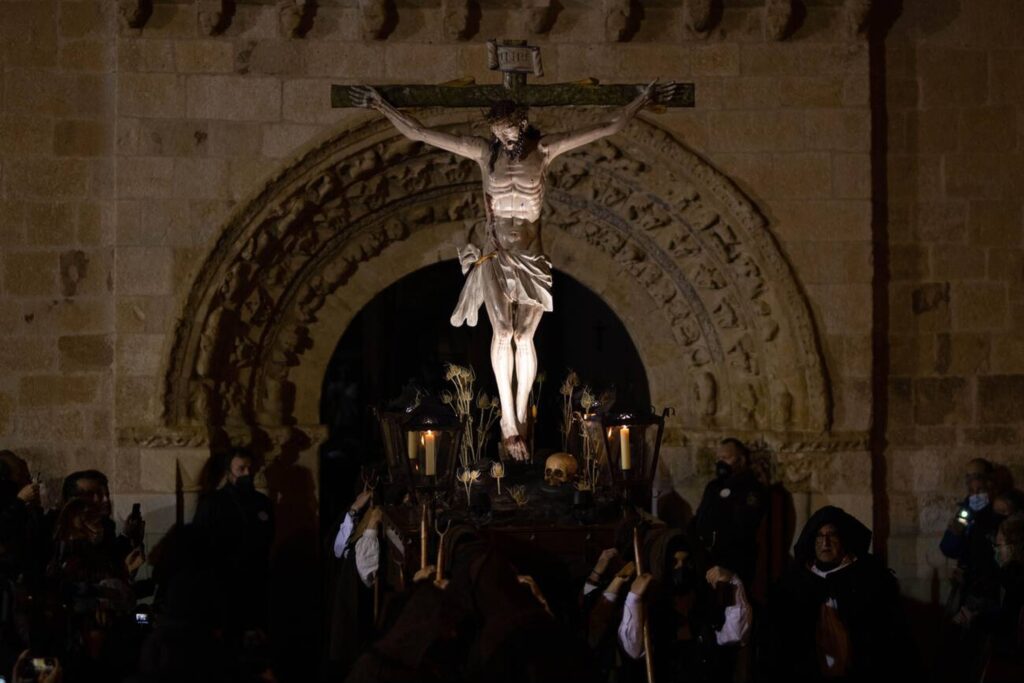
[539,81,678,160]
[351,85,489,162]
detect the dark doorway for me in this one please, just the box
[318,260,650,526]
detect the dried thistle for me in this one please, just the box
[490,460,505,495]
[456,467,481,505]
[580,387,596,412]
[509,484,530,507]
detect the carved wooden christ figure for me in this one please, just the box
[352,82,675,460]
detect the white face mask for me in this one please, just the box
[968,493,990,511]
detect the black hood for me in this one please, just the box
[793,505,872,566]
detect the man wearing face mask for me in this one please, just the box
[940,459,1003,633]
[693,438,766,588]
[193,447,275,632]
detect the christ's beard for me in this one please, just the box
[502,137,526,162]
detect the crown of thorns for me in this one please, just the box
[485,100,529,128]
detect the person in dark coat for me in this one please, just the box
[192,447,274,634]
[693,438,766,587]
[767,505,917,681]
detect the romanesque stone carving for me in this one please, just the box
[163,111,831,443]
[359,0,390,40]
[278,0,314,38]
[763,0,798,41]
[525,0,557,34]
[684,0,719,33]
[199,1,236,36]
[695,372,718,418]
[839,0,872,39]
[442,0,472,41]
[604,0,634,43]
[117,0,151,29]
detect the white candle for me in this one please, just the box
[424,431,437,476]
[620,426,632,471]
[407,431,418,460]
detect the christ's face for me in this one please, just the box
[491,121,523,152]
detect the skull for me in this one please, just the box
[544,452,579,487]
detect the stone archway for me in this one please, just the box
[161,109,832,449]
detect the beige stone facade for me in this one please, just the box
[0,0,1019,616]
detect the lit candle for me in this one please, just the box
[531,405,538,419]
[424,431,437,476]
[620,426,632,471]
[407,431,418,460]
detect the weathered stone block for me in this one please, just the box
[115,376,160,426]
[116,334,165,376]
[918,47,988,107]
[117,39,175,72]
[20,375,100,408]
[186,75,281,122]
[890,243,929,282]
[780,77,843,108]
[977,374,1024,424]
[172,158,229,200]
[58,334,113,371]
[206,121,263,158]
[260,123,319,159]
[960,106,1017,153]
[906,108,960,154]
[115,246,174,296]
[135,120,209,158]
[831,153,871,199]
[174,40,235,74]
[116,157,174,199]
[17,410,85,441]
[117,72,187,119]
[54,119,112,157]
[969,201,1021,247]
[916,202,968,243]
[24,203,76,246]
[4,252,58,296]
[932,245,986,281]
[0,337,57,372]
[934,333,990,376]
[0,116,53,157]
[805,109,870,152]
[707,110,805,152]
[952,281,1006,331]
[912,377,969,426]
[5,159,90,199]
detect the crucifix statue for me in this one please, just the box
[334,41,694,461]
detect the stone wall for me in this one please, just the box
[2,2,882,569]
[886,0,1024,606]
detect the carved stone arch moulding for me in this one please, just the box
[163,109,832,442]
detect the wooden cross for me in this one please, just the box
[331,39,695,110]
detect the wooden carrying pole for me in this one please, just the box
[420,503,429,571]
[633,526,655,683]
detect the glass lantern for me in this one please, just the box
[401,401,463,503]
[601,407,672,508]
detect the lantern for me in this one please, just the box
[400,401,463,503]
[601,407,672,508]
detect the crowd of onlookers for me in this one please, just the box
[0,439,1020,682]
[0,447,277,683]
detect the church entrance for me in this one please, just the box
[317,259,650,532]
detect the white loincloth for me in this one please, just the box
[450,245,553,327]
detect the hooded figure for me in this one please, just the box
[767,506,917,681]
